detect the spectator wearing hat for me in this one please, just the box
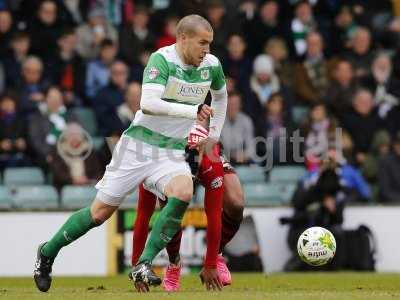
[378,132,400,203]
[294,31,331,105]
[246,54,294,126]
[76,6,118,60]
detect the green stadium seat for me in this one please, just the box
[61,185,97,208]
[292,106,309,125]
[4,167,45,186]
[0,186,12,209]
[244,183,283,206]
[13,185,58,208]
[270,166,306,184]
[280,183,297,204]
[71,107,98,136]
[235,165,265,183]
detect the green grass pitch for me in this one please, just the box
[1,273,400,300]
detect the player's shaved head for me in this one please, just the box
[176,14,213,37]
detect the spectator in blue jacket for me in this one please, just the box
[85,39,117,100]
[302,148,371,201]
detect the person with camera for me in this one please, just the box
[282,148,371,271]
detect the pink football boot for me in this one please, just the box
[216,254,231,286]
[162,263,181,292]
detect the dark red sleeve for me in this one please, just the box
[131,183,157,266]
[198,148,224,268]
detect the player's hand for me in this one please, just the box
[199,267,223,291]
[187,124,209,149]
[197,104,213,122]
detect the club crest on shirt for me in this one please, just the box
[148,67,159,80]
[176,67,183,78]
[200,69,209,80]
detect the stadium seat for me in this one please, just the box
[71,107,98,136]
[61,185,97,209]
[269,166,306,184]
[3,167,45,186]
[292,106,309,125]
[235,165,266,183]
[280,183,297,204]
[244,183,283,206]
[0,186,12,209]
[13,185,58,209]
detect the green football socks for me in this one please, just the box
[41,207,98,258]
[138,197,189,264]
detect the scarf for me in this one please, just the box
[45,106,67,145]
[250,75,280,105]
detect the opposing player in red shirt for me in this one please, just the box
[132,125,243,292]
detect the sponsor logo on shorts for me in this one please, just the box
[210,176,223,189]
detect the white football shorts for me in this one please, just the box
[95,135,191,206]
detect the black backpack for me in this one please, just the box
[344,225,376,271]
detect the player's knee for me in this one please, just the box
[165,175,193,202]
[171,188,193,202]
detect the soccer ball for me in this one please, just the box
[297,227,336,266]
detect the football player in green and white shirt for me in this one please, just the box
[34,14,227,293]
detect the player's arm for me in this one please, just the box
[140,53,210,120]
[208,61,228,141]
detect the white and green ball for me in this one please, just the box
[297,226,336,266]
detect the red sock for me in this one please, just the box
[131,184,157,266]
[198,152,224,268]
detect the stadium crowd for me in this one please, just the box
[1,0,400,203]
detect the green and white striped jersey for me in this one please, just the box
[123,44,226,150]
